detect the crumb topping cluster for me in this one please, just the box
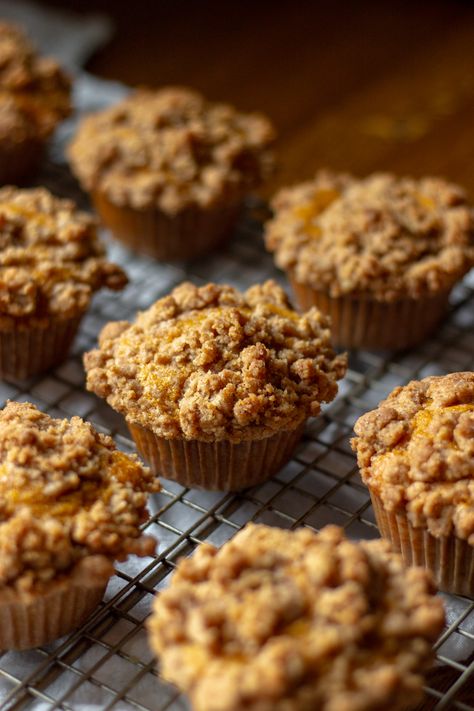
[68,87,275,212]
[0,187,127,322]
[0,401,160,591]
[0,22,70,144]
[265,171,474,301]
[84,281,346,442]
[149,523,444,711]
[352,372,474,542]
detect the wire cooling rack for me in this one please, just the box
[0,165,473,710]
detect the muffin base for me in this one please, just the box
[0,561,112,650]
[0,315,83,380]
[128,421,306,491]
[371,491,474,597]
[92,190,242,261]
[0,138,44,185]
[289,276,450,350]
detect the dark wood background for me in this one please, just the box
[45,0,474,196]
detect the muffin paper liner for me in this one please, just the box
[128,420,306,491]
[371,491,474,597]
[0,315,83,380]
[0,139,44,185]
[289,276,450,350]
[0,572,110,651]
[92,190,242,261]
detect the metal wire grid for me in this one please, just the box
[0,189,473,711]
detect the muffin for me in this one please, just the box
[265,170,474,350]
[84,280,346,490]
[0,401,160,650]
[0,186,127,379]
[148,523,444,711]
[68,86,275,261]
[352,372,474,596]
[0,22,71,184]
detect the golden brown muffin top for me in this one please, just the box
[148,523,444,711]
[265,170,474,301]
[0,401,160,592]
[352,372,474,542]
[0,22,70,144]
[68,86,275,212]
[84,281,347,442]
[0,187,127,323]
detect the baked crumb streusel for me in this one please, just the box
[0,187,127,323]
[68,87,275,212]
[148,523,444,711]
[0,22,70,144]
[84,281,347,442]
[352,372,474,542]
[266,170,474,301]
[0,401,160,592]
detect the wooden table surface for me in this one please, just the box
[48,0,474,196]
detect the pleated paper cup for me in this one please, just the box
[0,314,83,380]
[289,275,450,351]
[370,490,474,597]
[0,558,113,651]
[128,420,306,491]
[0,138,44,185]
[91,190,243,261]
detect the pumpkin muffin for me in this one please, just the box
[68,86,275,261]
[352,371,474,596]
[148,523,444,711]
[84,280,346,490]
[0,22,71,184]
[0,401,160,650]
[0,186,127,379]
[265,170,474,350]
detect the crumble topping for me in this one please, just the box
[352,372,474,542]
[265,170,474,301]
[0,401,160,591]
[84,281,347,442]
[68,86,275,212]
[148,523,444,711]
[0,187,127,322]
[0,22,70,144]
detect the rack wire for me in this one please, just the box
[0,165,473,711]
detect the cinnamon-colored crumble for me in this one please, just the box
[84,281,347,442]
[0,401,160,592]
[0,187,127,324]
[352,372,474,542]
[68,87,275,212]
[148,523,444,711]
[0,22,70,145]
[266,171,474,301]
